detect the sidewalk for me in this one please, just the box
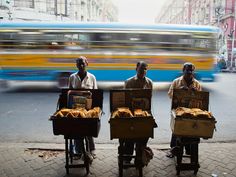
[0,142,236,177]
[221,68,236,73]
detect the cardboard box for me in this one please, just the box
[170,89,216,138]
[67,90,92,109]
[109,89,157,139]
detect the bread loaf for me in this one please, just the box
[112,107,133,118]
[175,107,212,119]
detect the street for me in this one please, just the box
[0,73,236,145]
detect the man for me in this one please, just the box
[123,61,153,163]
[68,56,97,90]
[125,61,153,89]
[68,56,97,158]
[166,62,202,158]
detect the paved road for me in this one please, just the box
[0,142,236,177]
[0,73,236,144]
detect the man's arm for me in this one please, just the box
[196,81,202,91]
[93,76,98,89]
[68,75,73,89]
[124,79,130,89]
[146,77,153,89]
[167,81,176,99]
[150,80,153,90]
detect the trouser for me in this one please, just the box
[171,134,199,155]
[74,136,95,154]
[122,138,149,162]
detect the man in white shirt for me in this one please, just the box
[68,56,97,159]
[68,56,97,89]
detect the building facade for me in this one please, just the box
[155,0,236,67]
[0,0,118,22]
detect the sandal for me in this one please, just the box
[91,150,97,159]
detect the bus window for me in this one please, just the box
[0,32,17,49]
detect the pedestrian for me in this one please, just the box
[123,61,153,163]
[166,62,202,158]
[68,56,97,159]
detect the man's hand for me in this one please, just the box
[179,86,197,91]
[179,86,188,90]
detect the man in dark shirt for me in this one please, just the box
[123,61,153,163]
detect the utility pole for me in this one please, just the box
[215,4,224,27]
[215,4,224,63]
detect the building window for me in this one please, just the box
[75,12,78,20]
[46,0,55,15]
[56,0,67,16]
[14,0,34,8]
[81,1,86,15]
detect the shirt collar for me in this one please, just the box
[180,75,196,86]
[135,75,147,81]
[76,71,88,81]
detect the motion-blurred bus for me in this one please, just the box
[0,22,219,87]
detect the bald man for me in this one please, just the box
[123,61,153,163]
[166,62,202,158]
[68,56,97,89]
[68,56,97,159]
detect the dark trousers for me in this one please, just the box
[122,138,148,161]
[74,136,95,154]
[170,134,200,155]
[170,134,190,154]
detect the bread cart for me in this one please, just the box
[49,89,103,175]
[109,89,157,177]
[170,89,216,175]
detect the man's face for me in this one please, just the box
[76,59,87,72]
[137,64,148,79]
[183,65,194,82]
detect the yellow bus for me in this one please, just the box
[0,22,219,87]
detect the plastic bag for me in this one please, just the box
[142,146,154,166]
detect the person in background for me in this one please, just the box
[123,61,153,163]
[68,56,97,159]
[166,62,202,158]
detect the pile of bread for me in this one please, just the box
[54,107,101,118]
[175,107,213,119]
[111,107,151,118]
